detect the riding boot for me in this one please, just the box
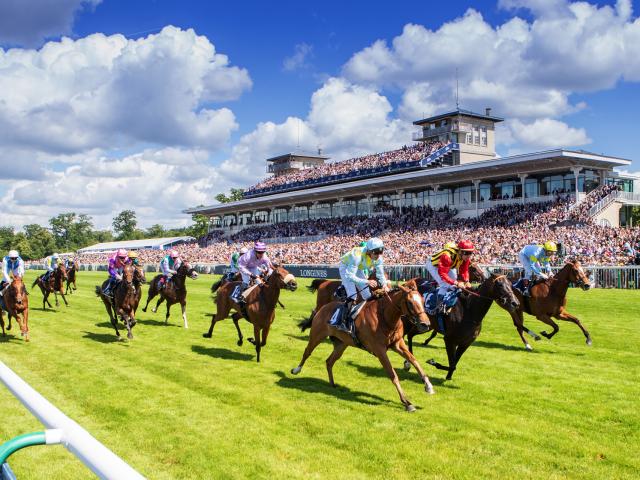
[331,299,352,334]
[230,284,247,305]
[522,279,531,297]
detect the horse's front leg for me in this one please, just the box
[374,347,415,412]
[21,311,30,342]
[231,312,244,346]
[510,311,535,351]
[403,330,415,371]
[422,329,438,346]
[6,312,12,331]
[392,339,434,394]
[555,309,592,346]
[538,314,560,340]
[59,291,68,306]
[124,312,134,340]
[165,302,172,325]
[180,302,188,329]
[0,311,5,337]
[249,324,261,362]
[153,296,164,314]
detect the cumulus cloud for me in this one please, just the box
[505,118,591,150]
[283,43,313,72]
[0,26,252,155]
[0,0,101,47]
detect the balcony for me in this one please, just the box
[267,161,305,174]
[412,123,471,141]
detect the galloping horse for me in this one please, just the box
[0,277,30,341]
[425,273,520,380]
[211,271,241,294]
[32,264,68,309]
[203,265,297,362]
[142,262,198,328]
[132,264,146,314]
[65,259,80,294]
[95,264,140,339]
[291,282,433,412]
[499,259,593,350]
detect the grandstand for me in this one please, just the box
[186,109,639,231]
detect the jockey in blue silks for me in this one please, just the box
[518,241,557,296]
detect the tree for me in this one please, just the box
[12,233,33,260]
[93,230,114,243]
[49,213,76,250]
[189,213,210,239]
[0,227,15,254]
[215,188,244,203]
[631,206,640,227]
[24,224,56,259]
[146,224,166,238]
[113,210,138,240]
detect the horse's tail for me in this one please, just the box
[211,279,223,293]
[307,279,326,293]
[94,286,102,297]
[298,310,316,332]
[31,277,39,290]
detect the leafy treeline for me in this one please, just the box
[0,210,210,260]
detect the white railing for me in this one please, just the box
[452,194,568,212]
[0,360,145,480]
[588,191,619,217]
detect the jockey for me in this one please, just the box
[426,240,475,297]
[518,241,557,296]
[159,250,182,288]
[104,248,131,296]
[128,251,140,267]
[230,247,248,273]
[0,250,25,295]
[332,237,388,331]
[42,252,60,282]
[231,241,273,305]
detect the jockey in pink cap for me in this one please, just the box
[159,249,182,289]
[103,248,131,296]
[231,241,274,305]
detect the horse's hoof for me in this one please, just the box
[540,331,550,339]
[151,308,156,313]
[586,337,593,346]
[405,404,416,413]
[425,384,435,395]
[237,340,243,346]
[248,337,255,345]
[534,335,541,341]
[291,366,301,375]
[127,334,133,340]
[202,332,212,338]
[426,358,436,366]
[525,344,533,351]
[403,360,411,371]
[6,324,10,331]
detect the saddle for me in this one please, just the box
[329,301,366,348]
[423,289,461,334]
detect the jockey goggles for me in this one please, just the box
[369,247,384,255]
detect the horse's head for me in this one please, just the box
[122,264,134,285]
[58,263,68,280]
[10,277,27,307]
[271,266,297,291]
[468,263,487,283]
[564,259,591,291]
[134,265,146,284]
[178,262,199,280]
[398,280,430,333]
[486,274,520,312]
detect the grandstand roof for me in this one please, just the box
[186,149,632,217]
[77,236,194,254]
[413,108,505,125]
[266,152,329,163]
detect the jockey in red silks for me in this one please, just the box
[104,248,131,296]
[426,240,475,297]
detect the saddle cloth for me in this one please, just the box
[424,289,460,316]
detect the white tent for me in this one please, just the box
[77,237,194,254]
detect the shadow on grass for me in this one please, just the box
[473,340,541,353]
[282,333,312,342]
[137,319,181,328]
[82,331,126,344]
[273,371,392,406]
[0,333,22,343]
[344,360,458,388]
[191,344,254,362]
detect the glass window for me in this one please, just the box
[480,127,487,146]
[525,179,539,198]
[473,126,480,145]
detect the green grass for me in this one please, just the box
[1,271,638,479]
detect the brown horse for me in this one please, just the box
[211,271,241,293]
[291,282,434,412]
[132,264,146,314]
[425,274,520,380]
[32,264,68,309]
[142,262,199,327]
[497,260,593,350]
[203,266,297,362]
[0,277,30,341]
[95,265,140,339]
[65,259,80,294]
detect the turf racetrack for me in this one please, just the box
[1,271,638,479]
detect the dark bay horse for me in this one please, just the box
[142,262,198,328]
[32,264,68,309]
[65,259,80,294]
[498,260,593,350]
[95,265,140,339]
[132,264,146,314]
[203,266,297,362]
[425,273,520,380]
[291,282,433,412]
[1,277,30,341]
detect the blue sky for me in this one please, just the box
[0,0,639,228]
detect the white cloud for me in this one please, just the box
[0,26,251,154]
[0,0,101,47]
[505,118,591,150]
[283,43,313,72]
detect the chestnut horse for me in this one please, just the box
[203,266,297,362]
[95,264,140,339]
[292,281,434,412]
[142,262,199,328]
[32,264,68,309]
[65,259,80,294]
[495,259,593,350]
[0,277,30,341]
[425,273,520,380]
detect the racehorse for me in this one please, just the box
[291,282,433,412]
[142,262,198,328]
[95,264,140,340]
[32,264,68,309]
[211,271,241,294]
[203,265,297,362]
[498,259,593,350]
[425,273,520,380]
[131,264,146,315]
[65,259,80,294]
[0,277,30,341]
